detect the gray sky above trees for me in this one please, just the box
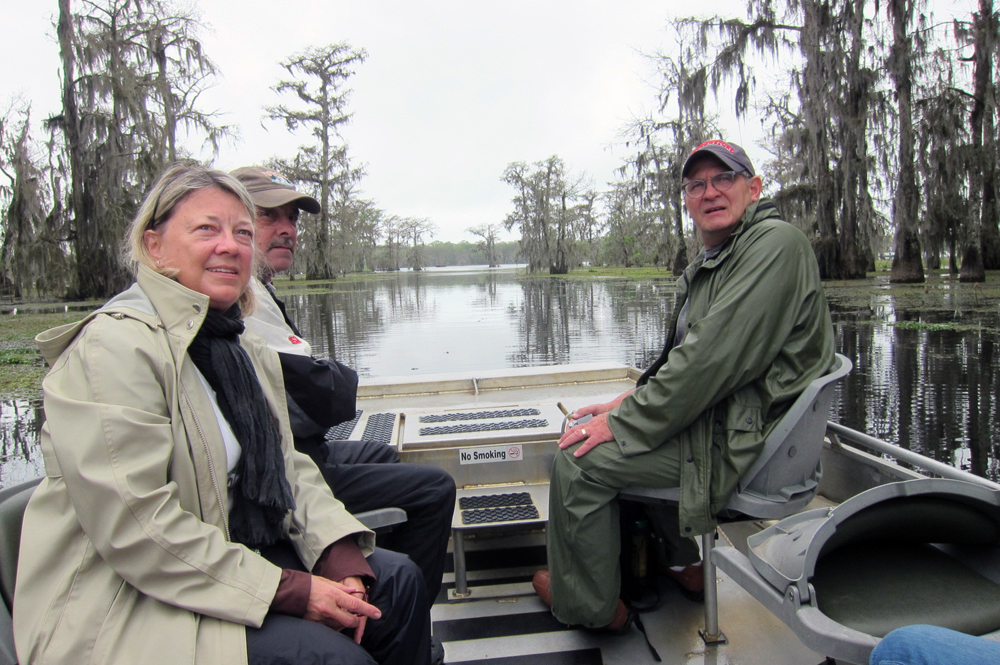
[2,0,973,243]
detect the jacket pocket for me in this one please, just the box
[92,581,198,664]
[710,402,765,510]
[91,580,136,663]
[723,402,763,435]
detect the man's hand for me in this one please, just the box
[560,389,633,457]
[567,389,634,422]
[303,576,380,633]
[558,412,613,457]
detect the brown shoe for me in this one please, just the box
[664,562,705,601]
[532,569,632,632]
[603,599,632,632]
[532,569,554,607]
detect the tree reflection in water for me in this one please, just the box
[1,398,45,487]
[3,267,999,487]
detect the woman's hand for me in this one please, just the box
[303,575,380,636]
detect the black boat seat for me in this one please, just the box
[354,507,408,534]
[0,478,42,665]
[715,478,1000,664]
[620,353,853,643]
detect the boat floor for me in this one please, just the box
[430,522,829,665]
[352,365,843,663]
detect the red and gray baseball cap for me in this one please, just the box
[231,166,321,214]
[681,140,756,178]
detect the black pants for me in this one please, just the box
[247,544,430,665]
[299,438,456,604]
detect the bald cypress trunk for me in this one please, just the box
[963,0,995,279]
[888,0,925,284]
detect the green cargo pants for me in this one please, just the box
[546,437,690,627]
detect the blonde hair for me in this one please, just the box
[123,162,258,315]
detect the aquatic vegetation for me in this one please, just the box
[0,312,80,399]
[888,320,983,332]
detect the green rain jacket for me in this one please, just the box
[607,198,835,536]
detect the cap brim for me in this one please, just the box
[682,149,747,178]
[250,189,321,214]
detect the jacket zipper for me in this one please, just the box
[181,386,231,540]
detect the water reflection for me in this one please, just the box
[0,399,45,487]
[280,269,679,376]
[3,267,1000,486]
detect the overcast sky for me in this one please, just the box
[12,1,977,243]
[3,1,776,242]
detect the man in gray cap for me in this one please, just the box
[531,140,835,633]
[231,167,456,624]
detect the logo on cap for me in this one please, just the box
[693,140,735,154]
[261,170,294,187]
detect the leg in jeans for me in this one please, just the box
[546,439,684,627]
[249,542,430,665]
[247,614,376,665]
[870,625,1000,665]
[357,548,432,665]
[317,439,456,604]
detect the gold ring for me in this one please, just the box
[581,429,587,437]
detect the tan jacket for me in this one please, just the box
[14,266,373,665]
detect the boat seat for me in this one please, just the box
[354,507,408,534]
[0,478,41,665]
[715,478,1000,664]
[620,353,853,643]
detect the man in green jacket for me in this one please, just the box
[532,140,835,630]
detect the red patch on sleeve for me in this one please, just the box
[289,336,303,345]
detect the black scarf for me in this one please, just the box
[187,304,296,549]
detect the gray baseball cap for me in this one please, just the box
[681,140,756,178]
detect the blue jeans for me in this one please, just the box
[870,625,1000,665]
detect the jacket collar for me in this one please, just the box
[36,265,213,365]
[133,265,211,337]
[693,197,780,270]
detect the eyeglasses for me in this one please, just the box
[680,171,747,199]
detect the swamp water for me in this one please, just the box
[3,265,1000,487]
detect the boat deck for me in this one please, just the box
[430,525,828,665]
[348,364,840,664]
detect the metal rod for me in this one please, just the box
[827,421,1000,491]
[452,529,470,597]
[699,530,727,644]
[703,532,718,635]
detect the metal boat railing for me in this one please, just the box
[826,421,1000,491]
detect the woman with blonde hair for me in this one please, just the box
[13,163,430,665]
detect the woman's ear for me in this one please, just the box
[144,229,163,264]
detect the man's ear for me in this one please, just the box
[749,176,763,202]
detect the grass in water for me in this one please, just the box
[0,312,82,399]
